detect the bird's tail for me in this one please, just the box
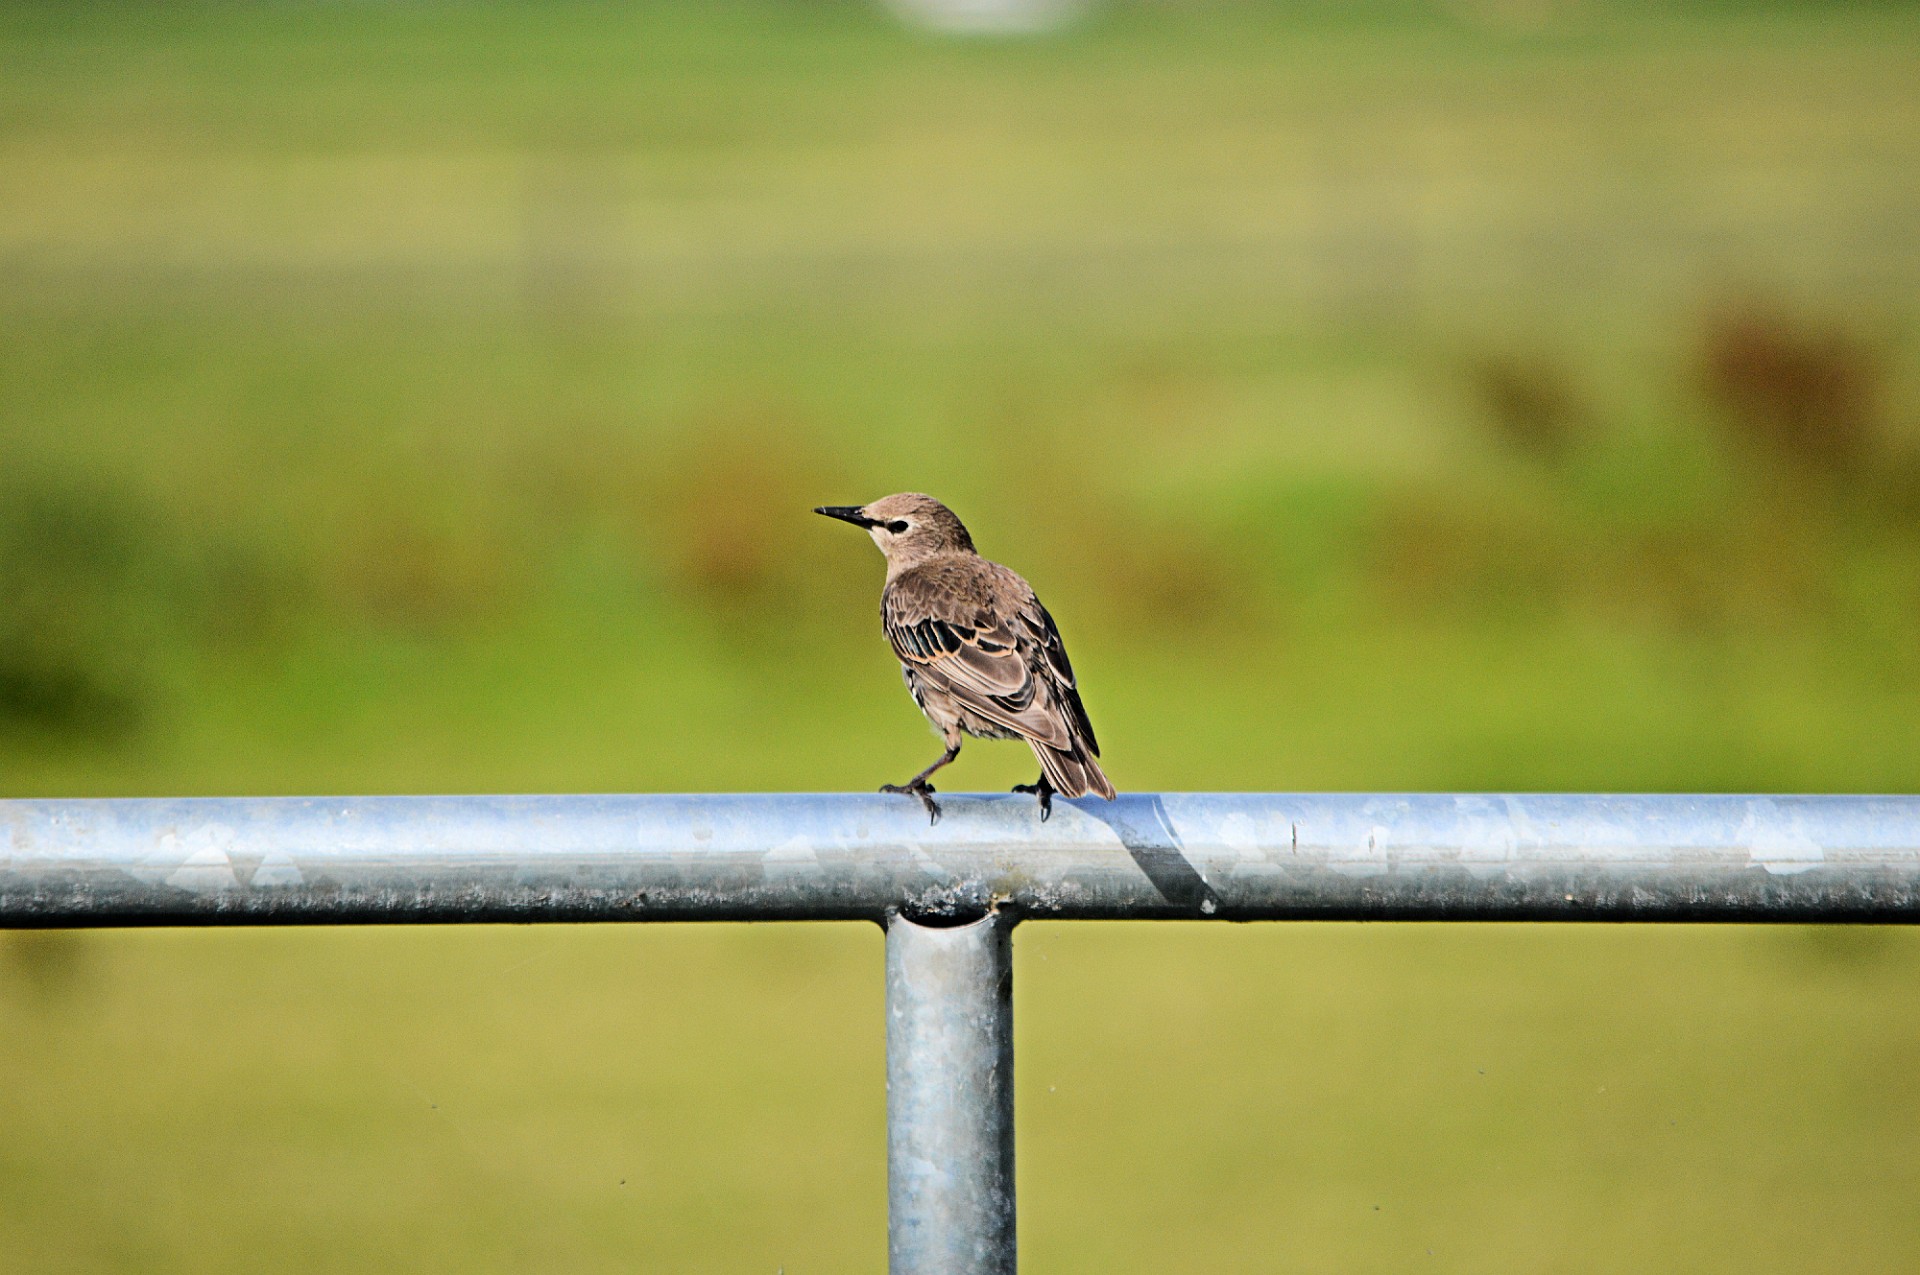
[1034,741,1117,801]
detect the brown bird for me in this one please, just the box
[815,493,1116,822]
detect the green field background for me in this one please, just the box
[3,1,1919,1270]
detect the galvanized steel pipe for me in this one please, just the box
[4,792,1920,927]
[8,789,1919,1275]
[886,911,1016,1275]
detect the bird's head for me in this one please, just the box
[814,492,975,567]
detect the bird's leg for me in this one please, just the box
[1012,774,1055,821]
[882,742,959,824]
[897,742,960,791]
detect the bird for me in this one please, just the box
[815,493,1115,823]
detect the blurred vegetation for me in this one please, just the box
[2,1,1919,1271]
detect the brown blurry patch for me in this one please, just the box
[977,465,1248,638]
[1372,495,1570,615]
[1603,527,1722,628]
[1377,487,1838,632]
[1469,353,1590,462]
[1083,520,1250,638]
[1699,300,1885,474]
[1114,350,1216,434]
[501,418,660,537]
[1597,518,1829,632]
[328,516,526,632]
[645,407,849,623]
[186,539,315,650]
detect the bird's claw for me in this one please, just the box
[1012,780,1053,821]
[882,781,941,825]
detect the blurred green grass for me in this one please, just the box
[3,1,1920,1271]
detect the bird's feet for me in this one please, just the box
[881,780,941,825]
[1012,776,1055,821]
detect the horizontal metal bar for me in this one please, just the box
[3,792,1919,927]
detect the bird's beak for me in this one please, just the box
[815,506,877,528]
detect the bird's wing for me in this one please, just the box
[1020,593,1100,757]
[883,567,1097,756]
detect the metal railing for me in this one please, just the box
[5,791,1920,1273]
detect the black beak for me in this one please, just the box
[815,506,877,528]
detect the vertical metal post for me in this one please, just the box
[885,910,1017,1275]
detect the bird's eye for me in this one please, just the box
[886,520,910,534]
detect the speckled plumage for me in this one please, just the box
[816,493,1114,821]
